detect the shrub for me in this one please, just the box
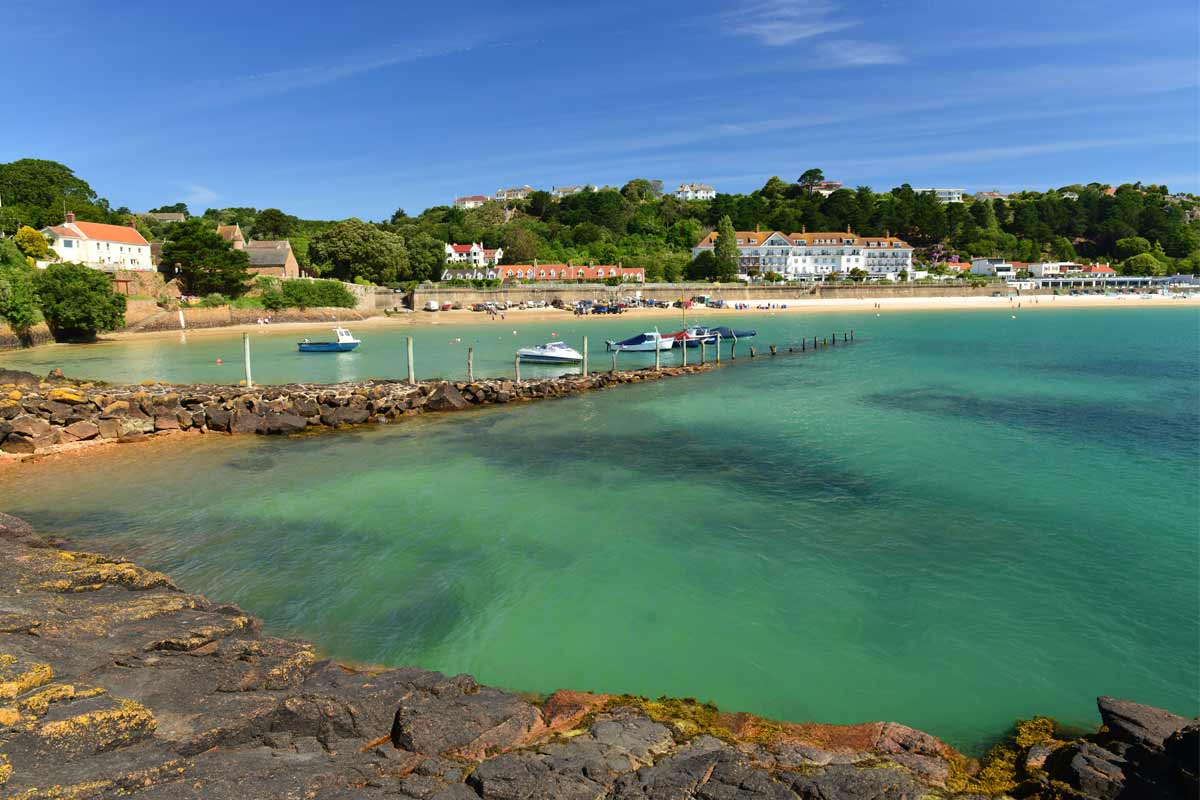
[277,279,356,309]
[199,293,228,307]
[0,242,40,339]
[32,262,126,342]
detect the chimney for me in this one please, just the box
[65,211,75,224]
[801,224,806,234]
[127,219,138,228]
[846,224,851,233]
[755,223,760,233]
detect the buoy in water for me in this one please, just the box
[215,358,222,365]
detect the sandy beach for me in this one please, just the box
[68,292,1197,345]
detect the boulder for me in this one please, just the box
[264,412,308,435]
[424,383,471,412]
[205,406,232,432]
[320,406,370,426]
[97,418,123,439]
[100,400,130,417]
[230,410,266,434]
[0,368,41,386]
[46,387,87,405]
[2,433,53,454]
[9,415,51,438]
[1098,696,1190,751]
[1051,741,1126,800]
[63,421,100,441]
[154,414,181,431]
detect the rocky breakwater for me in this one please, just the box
[0,365,710,457]
[0,513,1195,799]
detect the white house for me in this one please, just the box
[40,213,154,271]
[675,183,716,201]
[453,195,489,209]
[915,188,964,204]
[1061,191,1080,201]
[812,181,843,197]
[445,242,502,266]
[691,227,913,280]
[551,185,595,198]
[971,258,1015,277]
[1027,261,1078,278]
[495,186,534,201]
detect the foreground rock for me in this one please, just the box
[0,367,713,458]
[0,516,1194,799]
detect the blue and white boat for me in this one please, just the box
[706,326,757,341]
[298,327,360,352]
[605,328,673,352]
[517,341,583,364]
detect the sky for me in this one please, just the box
[3,0,1198,219]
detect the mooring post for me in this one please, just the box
[769,344,777,356]
[514,354,521,382]
[406,336,415,384]
[582,336,588,375]
[831,332,836,346]
[700,339,707,365]
[611,350,617,374]
[801,338,806,351]
[681,339,687,367]
[813,336,818,349]
[843,332,847,342]
[467,347,474,382]
[732,334,738,359]
[750,346,757,358]
[850,329,855,341]
[242,333,253,388]
[715,333,721,363]
[654,343,661,371]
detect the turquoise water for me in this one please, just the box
[3,307,1198,753]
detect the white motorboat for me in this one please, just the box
[604,328,673,352]
[517,341,583,363]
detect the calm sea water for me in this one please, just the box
[3,306,1198,753]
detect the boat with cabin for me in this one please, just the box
[298,327,361,352]
[517,341,583,363]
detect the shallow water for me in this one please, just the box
[3,306,1198,753]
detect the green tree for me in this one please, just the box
[0,240,39,341]
[501,226,539,264]
[1051,236,1076,262]
[687,250,717,280]
[1121,253,1162,276]
[1115,236,1150,261]
[712,215,739,281]
[621,179,661,203]
[149,202,189,215]
[308,218,408,283]
[406,232,445,282]
[797,168,825,193]
[250,208,296,239]
[159,218,253,296]
[33,263,126,341]
[14,226,48,260]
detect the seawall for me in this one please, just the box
[0,365,714,457]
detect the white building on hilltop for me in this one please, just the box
[445,242,502,266]
[551,185,596,198]
[676,183,716,201]
[691,227,913,280]
[40,212,154,271]
[496,186,534,201]
[915,188,964,204]
[453,195,489,209]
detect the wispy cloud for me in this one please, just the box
[184,185,218,204]
[817,40,905,66]
[725,0,856,45]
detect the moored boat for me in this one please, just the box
[298,327,361,352]
[663,326,719,348]
[517,341,583,363]
[707,326,757,341]
[605,328,673,352]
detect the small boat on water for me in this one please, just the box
[706,326,757,341]
[298,327,360,352]
[517,341,583,363]
[605,328,673,352]
[663,326,718,348]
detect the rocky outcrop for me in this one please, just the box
[0,366,712,458]
[1,516,1194,799]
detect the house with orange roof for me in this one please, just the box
[691,226,913,280]
[442,263,644,283]
[216,224,246,250]
[40,212,155,271]
[453,195,489,209]
[445,242,503,267]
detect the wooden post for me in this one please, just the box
[842,332,847,342]
[813,336,817,349]
[242,333,253,388]
[749,346,756,358]
[582,337,588,375]
[850,329,854,341]
[681,338,687,367]
[801,338,806,351]
[467,347,474,382]
[715,334,721,363]
[654,343,661,371]
[611,350,617,373]
[731,334,737,359]
[769,344,777,355]
[515,355,521,382]
[700,339,707,365]
[831,332,836,346]
[406,336,415,384]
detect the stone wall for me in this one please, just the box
[130,305,380,333]
[0,365,710,456]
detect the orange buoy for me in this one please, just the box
[215,358,222,365]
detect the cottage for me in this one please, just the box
[216,224,246,250]
[40,212,154,271]
[245,240,301,278]
[453,195,489,209]
[445,242,502,267]
[675,183,716,201]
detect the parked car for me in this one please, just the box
[423,301,439,311]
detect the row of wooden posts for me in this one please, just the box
[236,330,854,389]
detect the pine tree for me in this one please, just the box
[713,216,739,281]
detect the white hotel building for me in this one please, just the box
[692,228,914,280]
[675,183,716,200]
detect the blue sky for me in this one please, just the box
[4,0,1197,219]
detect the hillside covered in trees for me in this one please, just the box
[2,159,1197,284]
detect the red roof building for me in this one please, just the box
[40,212,155,271]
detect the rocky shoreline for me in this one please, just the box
[0,513,1194,799]
[0,365,712,458]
